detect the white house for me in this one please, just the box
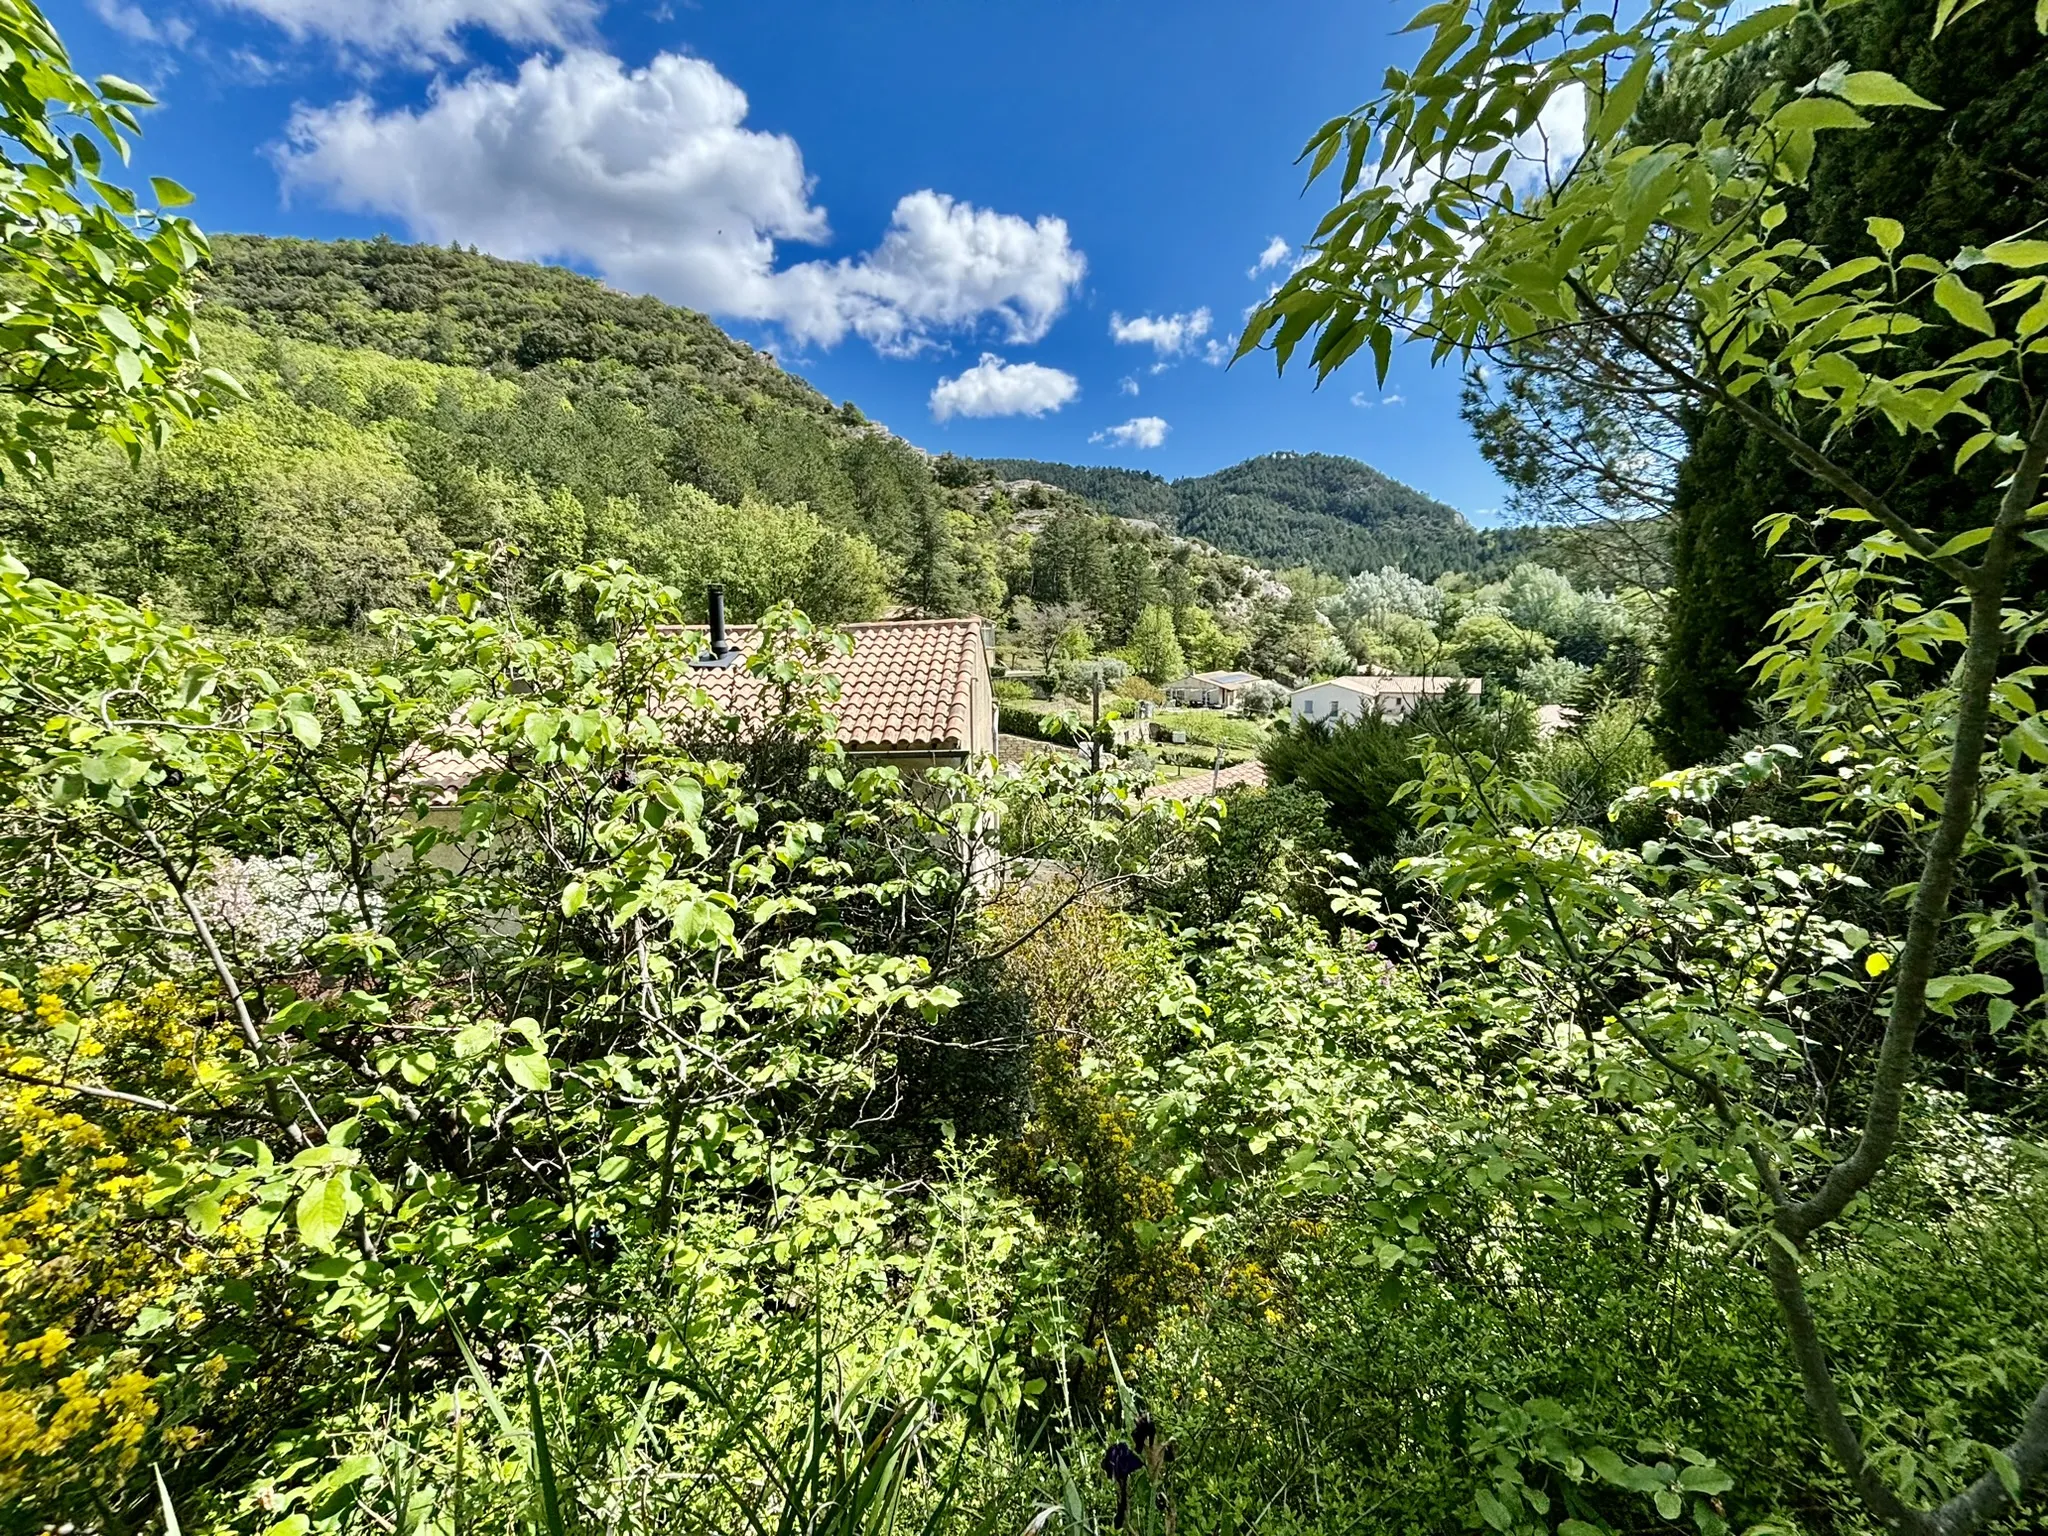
[1163,670,1263,709]
[1288,674,1481,726]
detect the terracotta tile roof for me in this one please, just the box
[1143,759,1268,801]
[668,618,989,754]
[391,734,503,809]
[391,621,989,804]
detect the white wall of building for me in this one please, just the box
[1288,679,1474,725]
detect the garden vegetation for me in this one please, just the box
[2,0,2047,1533]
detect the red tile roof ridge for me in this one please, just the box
[655,616,986,635]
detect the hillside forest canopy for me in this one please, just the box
[3,2,2048,1536]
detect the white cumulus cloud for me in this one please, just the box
[1248,235,1290,276]
[89,0,194,43]
[215,0,600,59]
[277,50,1086,355]
[1090,416,1169,450]
[1506,82,1587,196]
[930,355,1079,422]
[1118,376,1139,396]
[1109,307,1211,359]
[788,189,1086,354]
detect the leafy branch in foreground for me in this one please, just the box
[1247,0,2048,1529]
[0,0,238,475]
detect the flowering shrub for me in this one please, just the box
[0,972,258,1505]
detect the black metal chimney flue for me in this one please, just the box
[692,583,742,669]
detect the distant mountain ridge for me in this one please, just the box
[975,452,1532,577]
[200,238,1521,585]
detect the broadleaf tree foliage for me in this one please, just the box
[0,0,236,475]
[1245,0,2048,1528]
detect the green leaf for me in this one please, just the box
[1980,239,2048,268]
[1769,98,1871,133]
[95,74,157,105]
[1934,273,1996,335]
[1594,50,1656,142]
[560,880,587,918]
[1473,1488,1513,1532]
[201,366,250,399]
[1584,1446,1630,1485]
[1653,1488,1683,1519]
[528,1362,570,1536]
[287,709,322,748]
[1924,972,2012,1015]
[149,176,195,208]
[453,1022,497,1059]
[1866,217,1905,255]
[1677,1463,1735,1494]
[95,304,143,349]
[505,1049,553,1092]
[1955,431,1997,470]
[1931,526,1993,558]
[1707,4,1797,58]
[295,1173,348,1252]
[1988,1446,2020,1501]
[1833,71,1940,110]
[522,710,559,750]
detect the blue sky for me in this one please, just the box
[57,0,1514,522]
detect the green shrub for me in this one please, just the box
[998,702,1079,743]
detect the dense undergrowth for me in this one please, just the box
[5,0,2048,1528]
[0,542,2042,1534]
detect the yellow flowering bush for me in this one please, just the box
[0,968,257,1509]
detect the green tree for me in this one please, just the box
[1247,0,2048,1524]
[1246,590,1345,683]
[1656,0,2048,761]
[1656,410,1797,761]
[1449,611,1551,687]
[1345,611,1445,673]
[1175,603,1243,672]
[1129,604,1186,682]
[1262,714,1424,868]
[1028,507,1112,607]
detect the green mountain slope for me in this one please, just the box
[0,237,1288,650]
[977,451,1530,577]
[200,234,826,414]
[969,459,1181,526]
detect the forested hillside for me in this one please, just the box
[979,451,1534,575]
[0,238,1272,641]
[0,235,1549,683]
[969,458,1183,525]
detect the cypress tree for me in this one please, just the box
[1654,0,2048,764]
